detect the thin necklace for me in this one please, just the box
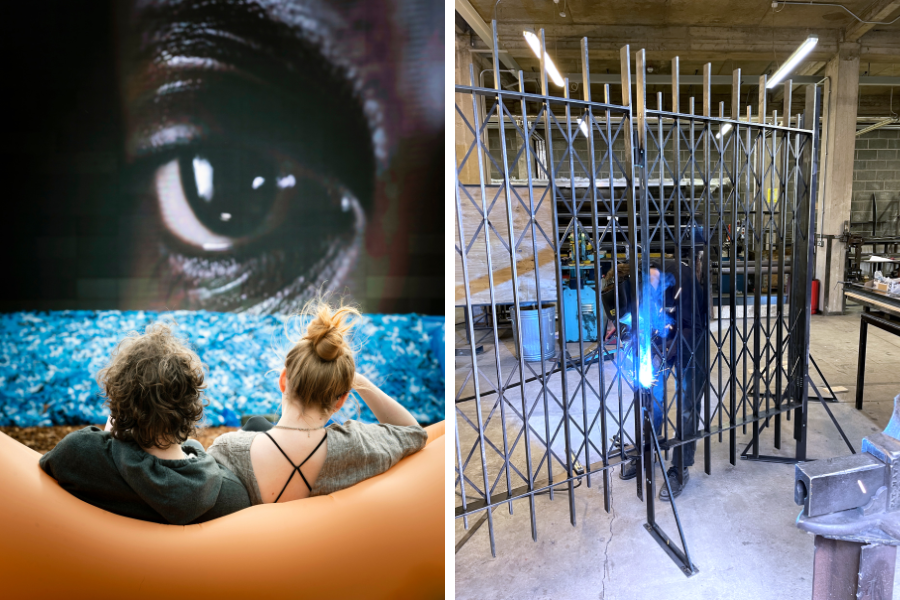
[272,424,326,438]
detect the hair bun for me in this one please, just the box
[305,305,354,362]
[314,327,342,361]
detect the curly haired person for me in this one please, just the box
[39,323,250,524]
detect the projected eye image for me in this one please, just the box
[119,0,381,314]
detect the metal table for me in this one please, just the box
[843,283,900,410]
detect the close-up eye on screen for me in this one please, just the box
[1,0,444,315]
[119,0,376,314]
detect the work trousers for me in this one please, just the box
[650,333,708,471]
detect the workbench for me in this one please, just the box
[843,283,900,411]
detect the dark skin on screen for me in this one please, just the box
[0,0,442,315]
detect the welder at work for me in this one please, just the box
[601,250,708,499]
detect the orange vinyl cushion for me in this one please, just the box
[0,421,445,599]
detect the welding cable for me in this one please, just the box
[534,479,583,496]
[455,343,618,404]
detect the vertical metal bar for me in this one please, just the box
[717,100,725,445]
[563,76,585,524]
[489,22,516,516]
[459,68,497,553]
[702,62,712,476]
[743,104,752,437]
[535,26,557,503]
[789,119,802,430]
[581,38,610,506]
[729,68,740,466]
[673,57,685,476]
[635,49,655,513]
[775,80,792,450]
[656,90,669,453]
[537,27,577,524]
[605,84,627,470]
[686,94,695,481]
[671,57,680,114]
[454,397,469,530]
[764,104,775,433]
[751,77,766,458]
[793,84,822,461]
[516,72,541,541]
[619,45,644,501]
[857,315,869,411]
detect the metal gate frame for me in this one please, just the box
[455,22,822,575]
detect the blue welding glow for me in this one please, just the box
[635,269,675,389]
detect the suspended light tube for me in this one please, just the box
[715,123,733,140]
[766,35,818,89]
[856,117,900,137]
[577,117,589,137]
[523,30,565,87]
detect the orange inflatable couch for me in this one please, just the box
[0,421,445,599]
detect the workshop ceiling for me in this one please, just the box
[457,0,900,115]
[467,0,900,30]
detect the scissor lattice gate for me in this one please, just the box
[454,25,821,573]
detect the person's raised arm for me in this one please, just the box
[352,373,420,428]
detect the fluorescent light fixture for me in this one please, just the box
[577,117,589,137]
[766,36,818,89]
[523,30,565,87]
[715,123,733,140]
[856,117,899,137]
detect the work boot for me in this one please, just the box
[618,451,670,482]
[659,466,689,500]
[619,459,638,480]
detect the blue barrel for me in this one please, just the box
[511,303,557,361]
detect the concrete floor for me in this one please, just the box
[454,306,900,599]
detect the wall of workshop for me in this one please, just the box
[850,129,900,237]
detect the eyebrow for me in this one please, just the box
[120,0,376,208]
[127,0,342,79]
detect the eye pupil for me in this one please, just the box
[180,149,277,237]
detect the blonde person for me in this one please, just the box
[206,303,427,504]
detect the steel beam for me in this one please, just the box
[455,0,521,73]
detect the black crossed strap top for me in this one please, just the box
[263,431,328,503]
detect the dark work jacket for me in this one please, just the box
[602,262,707,334]
[659,261,708,368]
[662,261,708,337]
[39,426,251,524]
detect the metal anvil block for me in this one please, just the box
[795,395,900,545]
[795,454,887,518]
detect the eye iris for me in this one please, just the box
[179,148,277,237]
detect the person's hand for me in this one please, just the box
[604,320,617,342]
[352,373,369,389]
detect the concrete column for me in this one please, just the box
[816,42,860,314]
[456,34,480,185]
